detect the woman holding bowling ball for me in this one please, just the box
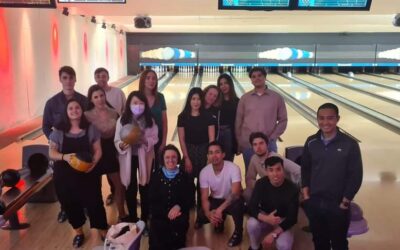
[49,98,107,248]
[114,91,158,234]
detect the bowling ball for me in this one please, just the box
[0,169,20,188]
[69,152,93,172]
[350,202,364,221]
[120,124,142,145]
[0,200,6,215]
[28,153,49,178]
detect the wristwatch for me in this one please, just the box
[271,232,279,239]
[341,200,350,208]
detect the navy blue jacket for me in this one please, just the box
[42,91,88,139]
[301,129,363,202]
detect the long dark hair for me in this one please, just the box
[217,73,238,101]
[87,84,114,110]
[180,87,204,117]
[120,91,153,128]
[55,98,90,132]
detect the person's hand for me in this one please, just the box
[207,210,223,226]
[265,210,282,226]
[63,153,75,165]
[168,205,182,220]
[262,233,275,249]
[119,142,130,151]
[184,158,193,174]
[158,144,166,155]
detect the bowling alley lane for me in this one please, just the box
[355,73,400,89]
[321,74,400,102]
[160,72,193,143]
[200,71,220,88]
[121,77,140,96]
[294,74,400,120]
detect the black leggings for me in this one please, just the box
[125,156,150,222]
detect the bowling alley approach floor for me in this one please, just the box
[1,72,400,249]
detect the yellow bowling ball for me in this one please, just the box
[69,152,92,172]
[120,124,142,145]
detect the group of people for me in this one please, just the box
[42,65,363,250]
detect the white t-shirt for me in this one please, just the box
[199,161,241,199]
[106,87,126,115]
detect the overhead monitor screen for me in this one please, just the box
[58,0,125,3]
[0,0,56,8]
[297,0,371,10]
[219,0,291,10]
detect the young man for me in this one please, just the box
[247,156,299,250]
[200,141,245,247]
[302,103,363,250]
[42,66,88,223]
[43,66,88,139]
[243,132,301,203]
[94,67,126,205]
[235,67,287,172]
[94,67,126,115]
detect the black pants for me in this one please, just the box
[209,196,244,233]
[125,156,150,222]
[186,143,208,220]
[304,197,351,250]
[53,163,108,230]
[149,213,189,250]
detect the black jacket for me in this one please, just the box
[301,129,363,202]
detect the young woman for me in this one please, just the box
[177,87,215,228]
[149,144,191,250]
[203,84,222,140]
[138,69,167,166]
[49,99,107,248]
[114,91,158,230]
[85,85,127,221]
[217,73,240,161]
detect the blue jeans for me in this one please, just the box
[218,127,235,162]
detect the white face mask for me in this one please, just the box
[130,104,145,116]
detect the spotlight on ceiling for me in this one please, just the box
[62,7,69,16]
[102,22,106,29]
[91,16,96,24]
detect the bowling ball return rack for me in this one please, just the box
[0,168,52,230]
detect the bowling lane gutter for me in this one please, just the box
[266,78,360,143]
[334,73,400,92]
[158,72,177,92]
[364,72,400,84]
[309,73,400,106]
[279,73,400,136]
[171,71,203,141]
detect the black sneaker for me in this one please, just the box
[105,193,114,206]
[227,231,242,247]
[72,234,85,248]
[57,210,67,223]
[214,222,224,233]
